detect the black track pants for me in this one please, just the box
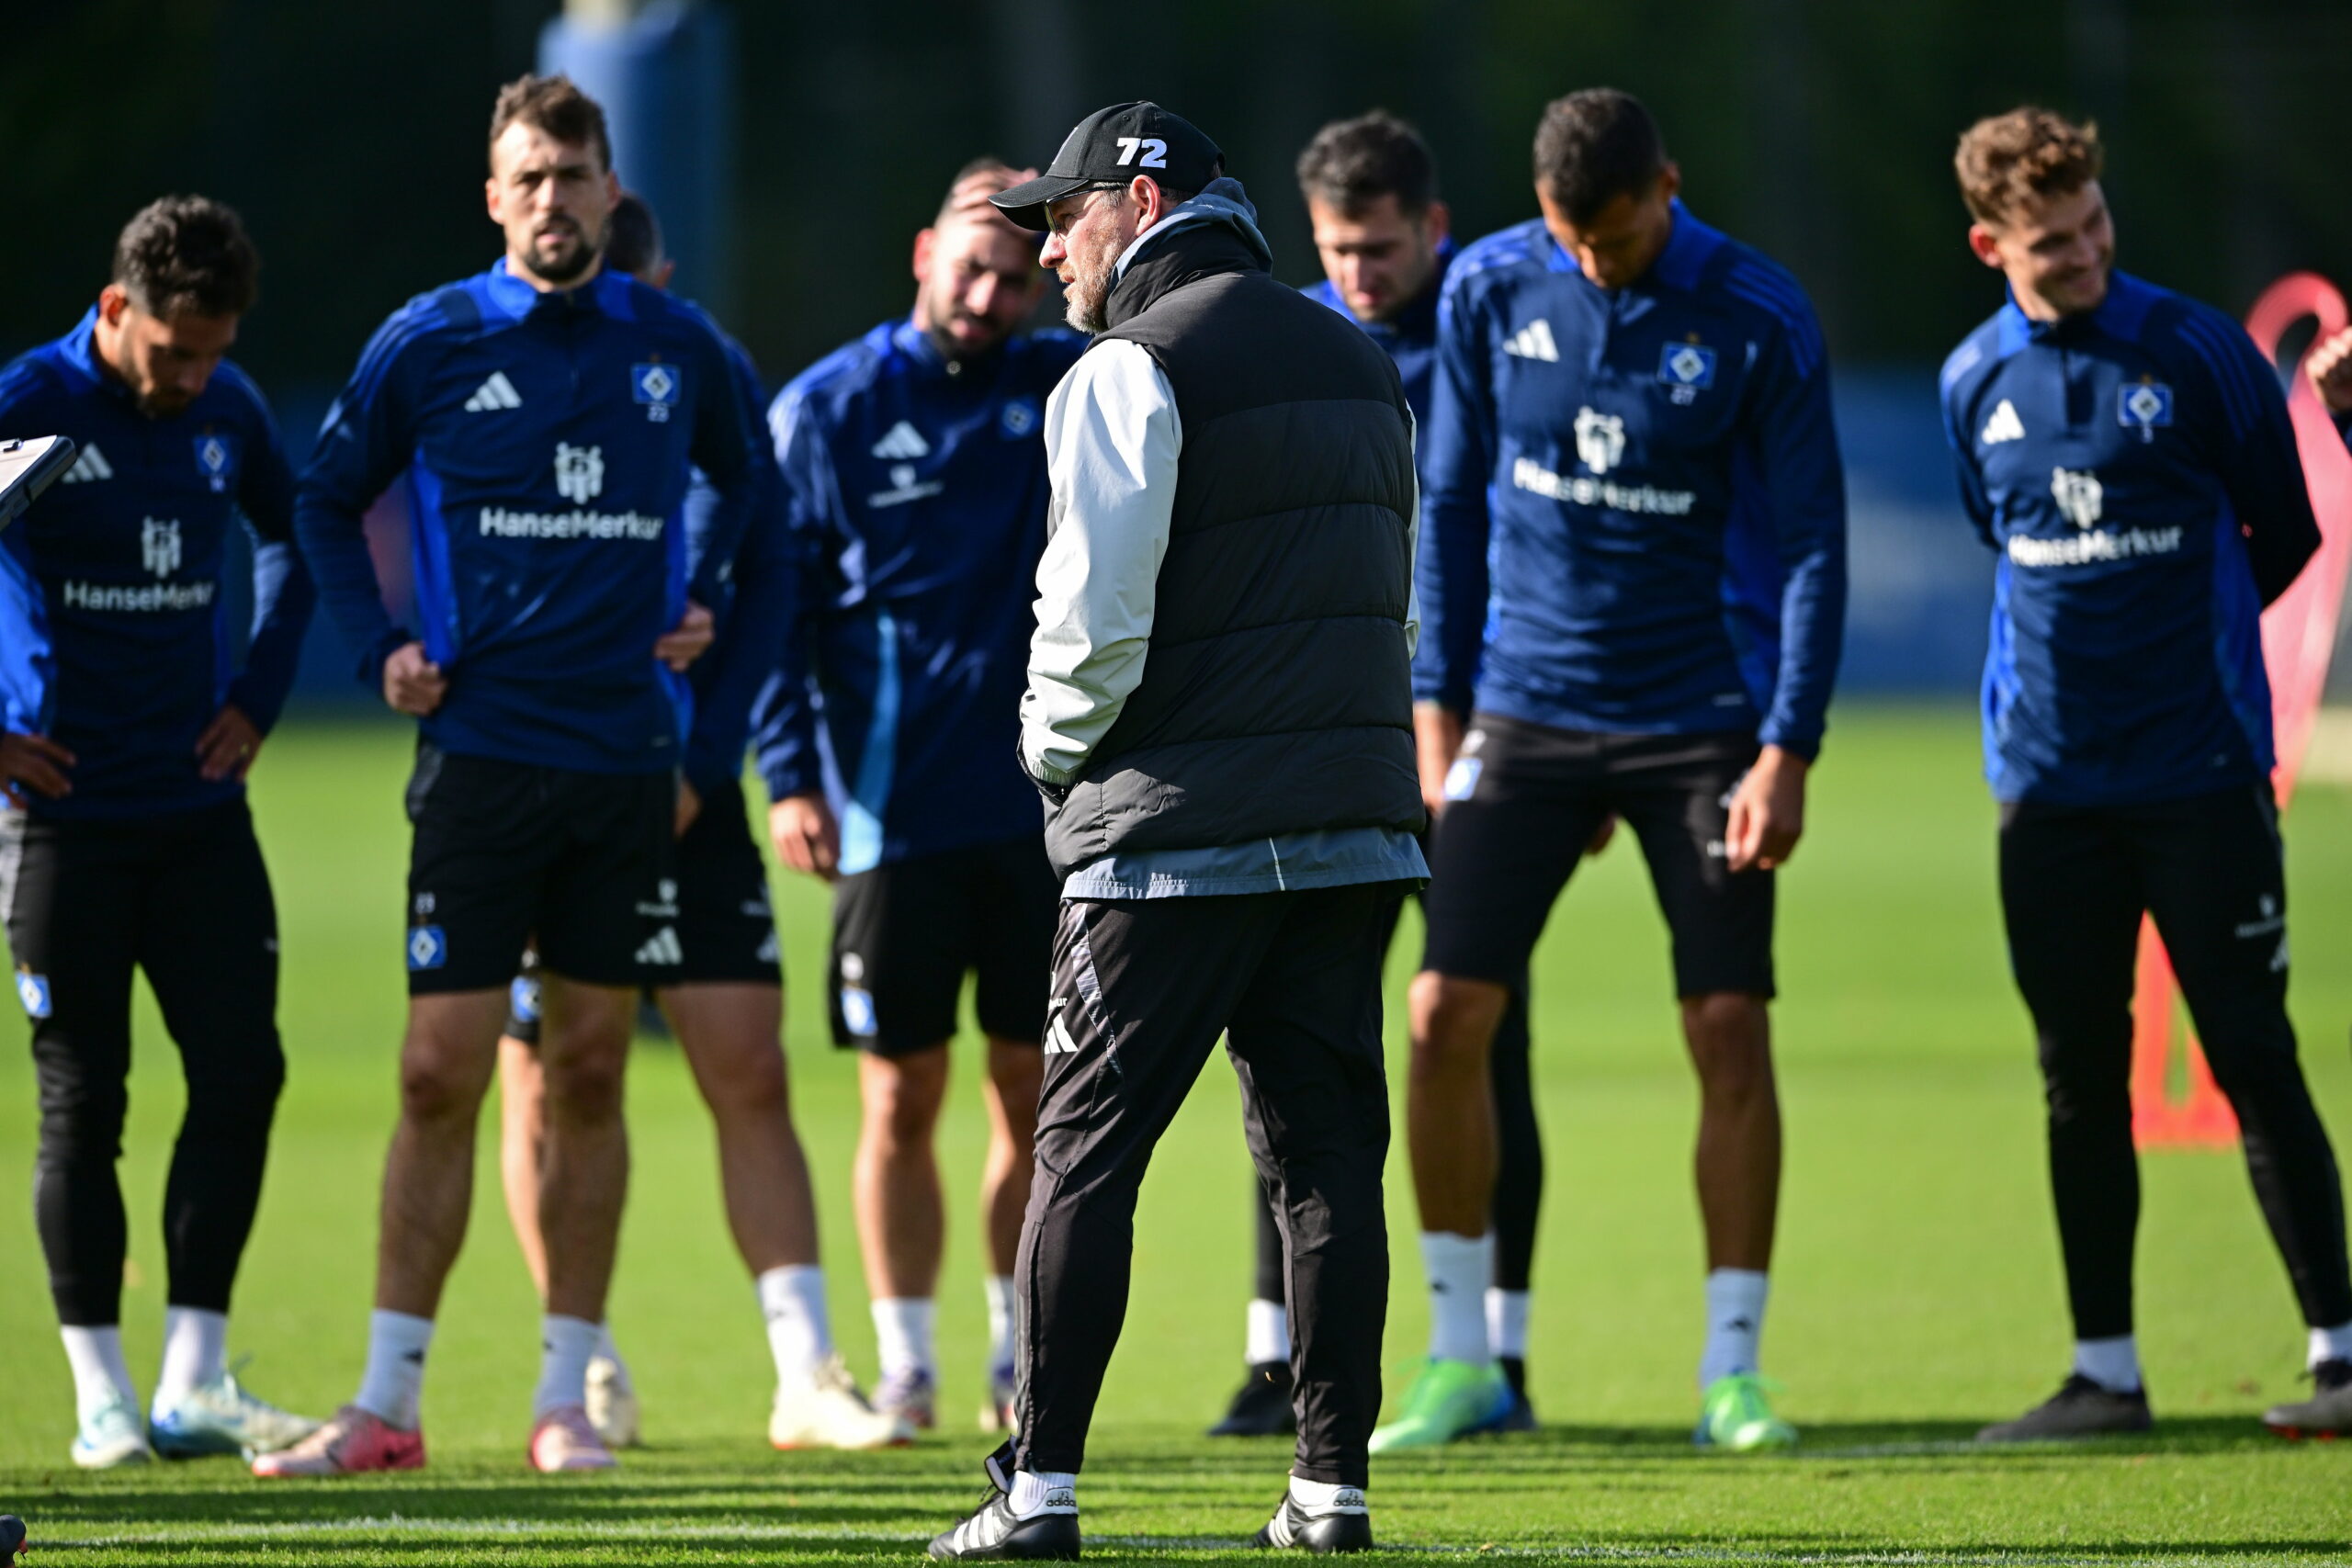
[1253,988,1540,1301]
[1999,784,2351,1340]
[3,800,285,1325]
[1016,883,1401,1486]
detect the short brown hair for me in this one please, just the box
[1296,110,1439,218]
[488,73,611,174]
[1532,89,1666,227]
[1954,107,2103,226]
[112,195,260,319]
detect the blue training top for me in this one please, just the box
[296,258,758,775]
[0,309,315,819]
[1939,270,2320,807]
[751,315,1083,873]
[1302,236,1455,434]
[1416,203,1848,760]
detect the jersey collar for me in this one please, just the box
[2003,267,2156,346]
[55,307,114,397]
[1542,199,1720,295]
[483,256,635,323]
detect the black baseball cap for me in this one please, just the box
[989,101,1225,231]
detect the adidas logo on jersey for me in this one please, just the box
[464,372,524,412]
[1043,998,1080,1055]
[870,421,930,460]
[1503,319,1560,362]
[1981,398,2024,446]
[61,444,114,483]
[635,927,684,966]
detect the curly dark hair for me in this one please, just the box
[1954,107,2104,226]
[1295,110,1439,218]
[488,73,611,174]
[111,195,260,318]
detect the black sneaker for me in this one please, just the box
[1977,1374,2153,1442]
[1250,1489,1373,1553]
[2263,1357,2352,1438]
[928,1485,1080,1561]
[1209,1361,1296,1437]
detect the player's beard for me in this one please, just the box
[530,220,601,286]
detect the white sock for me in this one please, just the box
[1289,1474,1366,1512]
[60,1325,138,1421]
[533,1314,601,1419]
[985,1275,1018,1378]
[2073,1333,2142,1393]
[1420,1232,1492,1363]
[759,1266,831,1388]
[153,1306,229,1416]
[1486,1288,1531,1360]
[871,1296,936,1379]
[1698,1269,1769,1388]
[1246,1297,1290,1367]
[355,1309,434,1429]
[594,1322,634,1392]
[1008,1469,1076,1517]
[2310,1322,2352,1370]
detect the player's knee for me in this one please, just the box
[183,1045,286,1133]
[542,1046,628,1123]
[398,1041,489,1125]
[699,1040,788,1119]
[863,1055,946,1146]
[1408,972,1506,1074]
[1682,992,1773,1100]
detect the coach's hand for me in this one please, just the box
[675,777,702,838]
[655,600,715,671]
[2310,326,2352,415]
[1414,703,1465,818]
[382,640,448,716]
[769,791,840,882]
[1726,744,1807,873]
[0,730,74,805]
[196,704,264,783]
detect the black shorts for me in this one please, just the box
[404,742,677,996]
[502,777,781,1040]
[1419,713,1775,999]
[830,835,1059,1055]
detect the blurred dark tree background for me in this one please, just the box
[7,0,2349,400]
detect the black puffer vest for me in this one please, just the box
[1042,216,1427,876]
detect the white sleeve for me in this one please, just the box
[1019,339,1182,786]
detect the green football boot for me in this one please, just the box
[1367,1359,1510,1453]
[1695,1371,1797,1451]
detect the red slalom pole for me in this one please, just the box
[2132,272,2352,1149]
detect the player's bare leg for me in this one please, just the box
[857,1043,949,1427]
[1682,989,1793,1450]
[663,982,906,1449]
[497,1035,551,1297]
[1373,973,1512,1451]
[978,1037,1042,1427]
[379,991,513,1319]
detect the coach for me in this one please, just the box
[927,101,1425,1562]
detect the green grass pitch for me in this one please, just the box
[3,705,2349,1562]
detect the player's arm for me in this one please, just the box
[1413,273,1497,813]
[1020,339,1180,793]
[682,403,793,804]
[754,384,845,879]
[2187,310,2321,607]
[295,308,443,714]
[681,318,760,613]
[202,376,316,781]
[1729,303,1849,871]
[0,367,74,802]
[1937,358,1999,550]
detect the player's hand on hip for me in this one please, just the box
[2309,326,2352,415]
[655,599,715,671]
[675,776,702,838]
[1413,703,1466,818]
[1726,744,1807,873]
[768,791,840,882]
[382,641,448,716]
[0,731,75,805]
[195,704,264,783]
